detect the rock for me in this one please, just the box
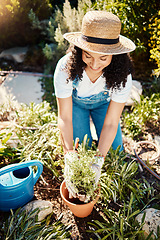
[154,135,160,147]
[126,80,143,106]
[0,47,28,63]
[22,200,53,221]
[135,208,160,237]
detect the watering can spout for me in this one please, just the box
[0,160,43,212]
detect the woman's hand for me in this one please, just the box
[91,155,104,184]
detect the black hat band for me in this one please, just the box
[81,34,119,45]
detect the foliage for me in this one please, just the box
[40,73,57,110]
[0,132,19,165]
[64,138,99,202]
[93,0,160,56]
[17,122,61,177]
[88,193,146,239]
[28,0,94,108]
[1,208,70,239]
[29,0,93,67]
[14,102,62,176]
[88,147,157,239]
[149,10,160,77]
[0,92,159,238]
[0,92,20,122]
[0,0,52,49]
[100,147,155,206]
[15,101,56,127]
[122,93,160,139]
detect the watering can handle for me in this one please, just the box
[0,160,43,185]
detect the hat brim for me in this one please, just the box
[64,32,136,55]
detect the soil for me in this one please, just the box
[0,134,159,240]
[32,135,160,240]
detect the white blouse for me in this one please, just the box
[54,53,132,103]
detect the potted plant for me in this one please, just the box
[60,141,101,218]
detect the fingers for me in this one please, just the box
[78,194,86,202]
[66,183,77,198]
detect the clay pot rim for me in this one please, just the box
[60,180,100,206]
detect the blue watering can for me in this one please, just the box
[0,160,43,212]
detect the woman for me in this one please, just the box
[54,11,136,199]
[54,10,135,155]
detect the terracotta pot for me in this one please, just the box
[60,180,100,218]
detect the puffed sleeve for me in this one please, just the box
[54,54,73,98]
[110,74,133,103]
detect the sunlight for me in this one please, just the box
[0,0,20,19]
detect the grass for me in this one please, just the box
[1,208,71,239]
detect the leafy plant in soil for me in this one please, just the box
[88,193,146,239]
[88,148,158,240]
[13,101,63,176]
[100,147,155,207]
[1,208,71,240]
[15,101,57,128]
[16,122,62,177]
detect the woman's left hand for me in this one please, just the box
[91,155,104,184]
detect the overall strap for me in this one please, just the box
[72,76,79,88]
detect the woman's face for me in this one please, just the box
[82,50,112,74]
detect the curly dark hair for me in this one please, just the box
[65,46,134,90]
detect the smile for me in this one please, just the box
[90,66,101,71]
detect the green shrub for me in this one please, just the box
[101,147,154,206]
[88,147,156,239]
[122,93,160,140]
[15,102,62,176]
[88,193,145,239]
[0,0,52,49]
[149,10,160,77]
[29,0,94,107]
[2,208,70,239]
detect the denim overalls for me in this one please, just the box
[72,78,123,151]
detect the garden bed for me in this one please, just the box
[35,135,160,239]
[1,128,159,240]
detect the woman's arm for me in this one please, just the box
[98,100,125,157]
[56,96,73,153]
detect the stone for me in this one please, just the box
[154,135,160,147]
[22,200,53,221]
[135,208,160,238]
[126,80,143,106]
[0,47,28,63]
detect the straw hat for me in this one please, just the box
[63,11,136,55]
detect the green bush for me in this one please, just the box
[122,93,160,140]
[149,10,160,77]
[42,0,93,67]
[15,102,62,176]
[29,0,94,107]
[2,208,70,239]
[0,0,52,49]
